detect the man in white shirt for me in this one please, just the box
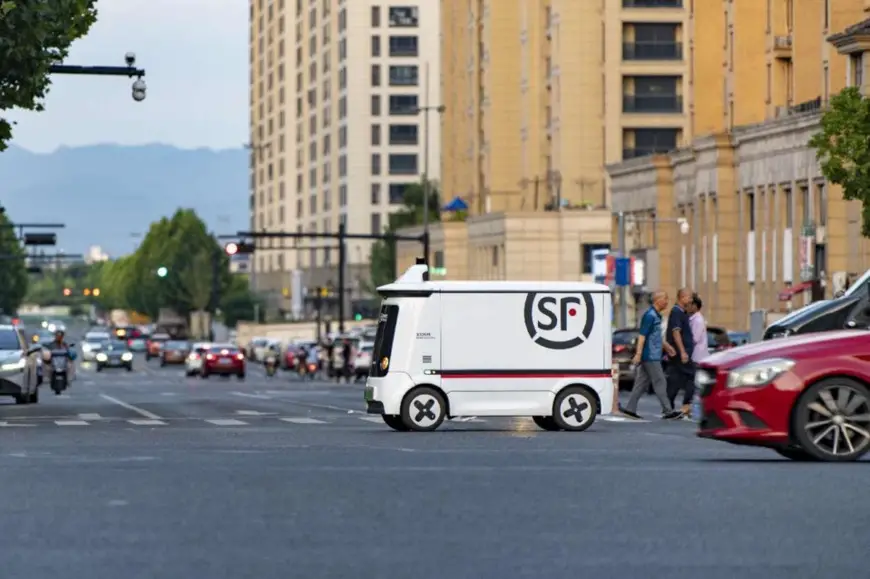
[683,293,709,416]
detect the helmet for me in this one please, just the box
[54,329,65,339]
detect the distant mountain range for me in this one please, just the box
[0,144,248,256]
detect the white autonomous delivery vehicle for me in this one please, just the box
[364,261,613,432]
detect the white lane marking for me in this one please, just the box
[99,394,162,419]
[358,416,383,423]
[230,391,272,400]
[160,392,178,396]
[452,416,484,423]
[0,422,35,427]
[55,420,89,426]
[127,419,167,426]
[235,410,275,416]
[78,413,102,420]
[205,419,248,426]
[280,417,326,424]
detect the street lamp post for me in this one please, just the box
[616,212,690,327]
[416,61,445,266]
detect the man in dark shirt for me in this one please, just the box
[666,287,695,415]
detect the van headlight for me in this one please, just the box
[726,358,795,389]
[121,352,133,361]
[380,357,389,371]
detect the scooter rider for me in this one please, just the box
[45,329,75,382]
[305,344,320,378]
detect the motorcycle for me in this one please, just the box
[305,361,318,380]
[49,349,70,394]
[264,354,278,377]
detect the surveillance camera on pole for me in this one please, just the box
[131,77,146,102]
[125,52,136,67]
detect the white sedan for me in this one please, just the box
[185,342,211,376]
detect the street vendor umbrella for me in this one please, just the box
[442,196,468,211]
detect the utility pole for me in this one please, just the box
[417,61,446,265]
[337,221,346,333]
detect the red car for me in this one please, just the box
[201,345,245,379]
[697,330,870,462]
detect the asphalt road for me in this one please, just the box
[0,355,866,579]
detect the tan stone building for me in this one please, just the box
[608,1,870,330]
[402,0,694,281]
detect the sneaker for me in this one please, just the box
[618,405,642,419]
[661,410,683,420]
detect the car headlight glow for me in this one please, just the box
[1,359,25,371]
[96,353,108,361]
[726,358,795,389]
[121,352,133,361]
[82,344,91,352]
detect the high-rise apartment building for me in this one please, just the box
[397,0,689,281]
[608,0,870,330]
[248,0,440,312]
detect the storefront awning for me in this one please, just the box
[778,281,813,301]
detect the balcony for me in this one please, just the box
[773,35,792,59]
[622,94,683,113]
[623,41,682,61]
[622,147,671,159]
[622,0,682,7]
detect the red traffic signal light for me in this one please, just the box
[226,241,254,255]
[225,242,238,256]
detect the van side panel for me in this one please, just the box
[440,290,612,417]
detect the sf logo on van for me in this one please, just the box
[523,293,595,350]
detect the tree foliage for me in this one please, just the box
[809,86,870,236]
[0,209,27,314]
[368,179,440,288]
[0,0,98,151]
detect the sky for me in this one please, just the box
[7,0,248,153]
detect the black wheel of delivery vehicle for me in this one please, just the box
[401,387,446,432]
[793,378,870,462]
[552,386,597,432]
[532,416,561,431]
[773,447,820,461]
[382,414,409,431]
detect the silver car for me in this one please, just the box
[81,330,111,362]
[0,325,42,404]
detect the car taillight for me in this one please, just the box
[236,353,244,361]
[613,345,626,353]
[191,353,200,360]
[206,354,215,361]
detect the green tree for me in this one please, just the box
[368,179,440,288]
[0,209,27,313]
[809,86,870,235]
[219,275,263,328]
[0,0,98,150]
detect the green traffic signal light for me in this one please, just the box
[156,266,168,277]
[354,314,362,321]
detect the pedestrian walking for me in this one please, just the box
[619,290,683,420]
[666,288,695,414]
[686,293,709,419]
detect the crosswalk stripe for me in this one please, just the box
[280,417,326,424]
[78,413,101,420]
[358,416,383,423]
[55,420,89,426]
[205,419,248,426]
[127,419,167,426]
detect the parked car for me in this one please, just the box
[0,324,41,404]
[696,329,870,462]
[146,332,170,360]
[161,340,190,366]
[707,326,732,353]
[95,340,134,371]
[612,328,639,384]
[185,342,211,376]
[81,330,111,362]
[201,345,245,379]
[728,331,751,347]
[353,342,374,380]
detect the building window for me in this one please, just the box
[339,184,347,206]
[623,76,681,113]
[622,23,681,60]
[389,94,418,114]
[851,53,864,88]
[371,124,381,145]
[389,35,418,57]
[371,64,381,86]
[371,6,380,27]
[581,244,609,274]
[623,128,679,159]
[747,191,756,231]
[371,35,381,57]
[388,6,418,27]
[389,183,410,204]
[371,213,382,234]
[433,250,445,269]
[389,65,418,86]
[371,154,381,175]
[784,187,793,228]
[371,95,381,115]
[389,154,417,175]
[388,124,418,145]
[371,183,381,204]
[339,155,347,176]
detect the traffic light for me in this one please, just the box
[320,287,329,297]
[93,288,100,297]
[226,241,254,255]
[354,313,362,321]
[83,288,91,296]
[62,288,71,296]
[156,266,168,277]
